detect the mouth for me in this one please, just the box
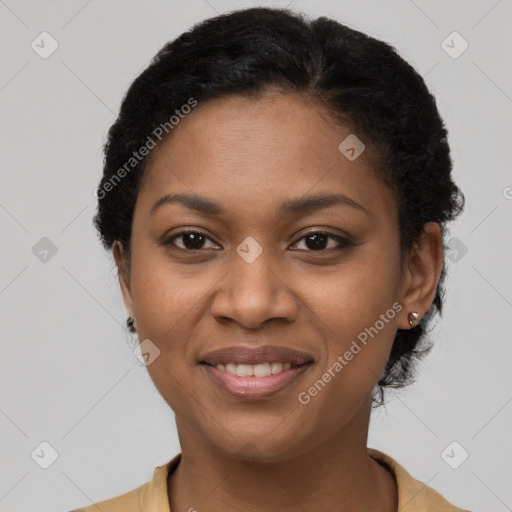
[199,345,314,399]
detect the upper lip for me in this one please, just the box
[200,345,314,366]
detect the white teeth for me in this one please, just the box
[226,363,237,375]
[215,362,294,376]
[270,362,282,374]
[236,364,253,377]
[254,362,271,377]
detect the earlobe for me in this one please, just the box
[113,240,134,316]
[398,222,443,330]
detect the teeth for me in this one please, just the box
[226,363,237,375]
[270,362,282,374]
[254,363,270,377]
[216,362,294,376]
[237,364,253,377]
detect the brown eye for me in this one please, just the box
[166,231,219,251]
[291,231,352,252]
[164,229,352,254]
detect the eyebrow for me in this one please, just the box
[150,192,370,218]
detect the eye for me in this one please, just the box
[165,230,220,251]
[290,231,352,252]
[163,229,353,253]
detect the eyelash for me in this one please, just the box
[164,229,353,254]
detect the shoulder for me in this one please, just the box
[367,448,470,512]
[67,454,181,512]
[66,481,149,512]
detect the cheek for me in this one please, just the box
[130,252,206,337]
[313,247,400,333]
[301,247,401,400]
[296,314,397,436]
[130,266,199,413]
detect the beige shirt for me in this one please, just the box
[69,448,470,511]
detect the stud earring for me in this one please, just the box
[127,316,136,332]
[408,312,420,328]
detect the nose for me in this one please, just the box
[210,246,298,329]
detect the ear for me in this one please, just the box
[397,222,444,329]
[113,240,134,317]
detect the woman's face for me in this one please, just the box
[115,91,422,461]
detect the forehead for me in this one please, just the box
[146,91,368,172]
[138,92,396,222]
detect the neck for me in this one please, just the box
[167,399,397,512]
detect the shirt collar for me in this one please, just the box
[143,448,460,512]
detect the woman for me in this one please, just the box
[75,6,469,511]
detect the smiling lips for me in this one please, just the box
[200,345,314,399]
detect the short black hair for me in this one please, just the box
[93,7,464,407]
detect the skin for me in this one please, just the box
[113,90,443,512]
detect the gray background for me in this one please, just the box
[0,0,511,510]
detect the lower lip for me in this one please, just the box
[201,363,312,399]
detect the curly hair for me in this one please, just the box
[92,7,464,407]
